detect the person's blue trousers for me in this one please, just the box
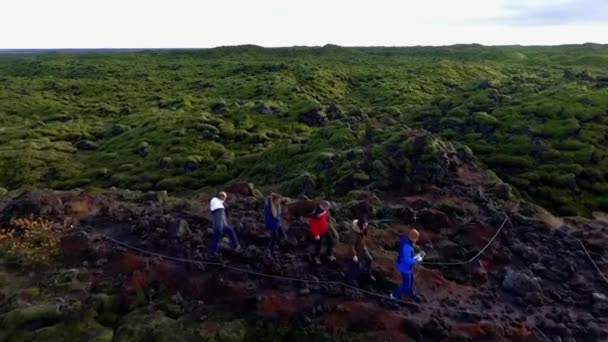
[391,272,415,299]
[211,225,239,254]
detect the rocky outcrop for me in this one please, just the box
[502,268,542,296]
[299,109,326,127]
[224,181,257,197]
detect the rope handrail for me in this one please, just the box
[79,227,499,318]
[422,216,509,266]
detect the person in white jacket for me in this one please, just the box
[209,192,240,256]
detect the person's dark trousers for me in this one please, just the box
[348,254,373,283]
[211,224,239,255]
[391,272,415,299]
[314,232,334,258]
[269,226,285,249]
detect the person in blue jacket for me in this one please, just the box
[390,229,424,301]
[264,192,285,250]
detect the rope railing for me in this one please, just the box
[422,216,509,266]
[79,225,502,318]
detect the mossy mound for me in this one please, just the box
[113,308,199,342]
[0,303,113,342]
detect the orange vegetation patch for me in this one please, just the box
[64,193,101,220]
[256,292,312,319]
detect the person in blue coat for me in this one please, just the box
[264,192,285,250]
[390,229,424,301]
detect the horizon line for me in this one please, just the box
[0,42,607,51]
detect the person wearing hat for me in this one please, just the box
[347,217,375,285]
[390,228,425,301]
[264,192,284,250]
[209,191,241,256]
[310,200,335,265]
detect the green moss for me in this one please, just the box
[0,303,111,342]
[486,155,533,168]
[29,317,114,342]
[471,111,498,125]
[591,183,608,195]
[353,172,370,183]
[113,308,198,342]
[1,46,608,215]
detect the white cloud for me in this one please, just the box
[0,0,606,48]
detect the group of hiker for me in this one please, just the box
[208,191,426,302]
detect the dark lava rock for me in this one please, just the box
[383,204,416,222]
[544,260,575,282]
[587,322,606,339]
[593,302,608,316]
[512,244,541,263]
[421,317,449,340]
[74,140,99,151]
[530,263,547,277]
[257,104,275,115]
[134,142,150,157]
[211,102,227,114]
[409,198,431,211]
[348,200,375,220]
[436,240,468,260]
[326,104,343,120]
[524,292,544,306]
[299,109,326,127]
[171,219,191,238]
[403,319,423,341]
[159,157,173,168]
[201,131,221,141]
[502,268,541,296]
[477,79,496,89]
[0,191,64,225]
[334,173,370,196]
[471,260,488,284]
[576,70,595,81]
[417,208,451,230]
[592,292,608,304]
[244,245,263,259]
[489,182,513,200]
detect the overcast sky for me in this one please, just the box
[1,0,607,48]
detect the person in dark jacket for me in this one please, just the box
[390,229,424,301]
[264,192,284,250]
[310,200,335,265]
[209,192,240,256]
[348,217,375,285]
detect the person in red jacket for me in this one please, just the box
[310,200,335,265]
